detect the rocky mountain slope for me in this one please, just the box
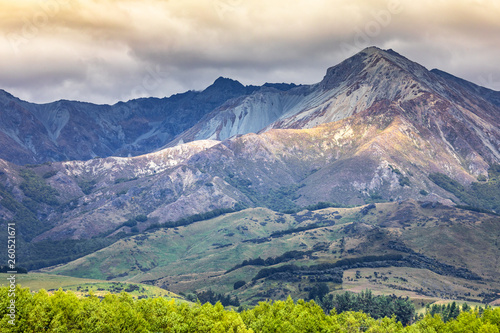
[4,47,499,169]
[0,48,498,242]
[0,77,260,164]
[0,47,499,304]
[44,202,500,306]
[1,100,499,244]
[168,47,500,156]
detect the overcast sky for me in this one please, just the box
[0,0,499,104]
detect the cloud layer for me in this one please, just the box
[0,0,499,104]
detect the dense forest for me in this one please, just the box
[1,286,499,332]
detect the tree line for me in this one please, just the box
[311,287,415,325]
[2,286,499,332]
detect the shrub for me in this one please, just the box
[233,280,246,290]
[419,189,429,196]
[135,215,148,222]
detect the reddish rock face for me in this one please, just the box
[1,47,499,168]
[0,78,256,165]
[0,47,499,243]
[168,47,500,164]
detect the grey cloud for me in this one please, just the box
[0,0,499,104]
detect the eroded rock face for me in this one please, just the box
[10,94,498,242]
[1,47,499,243]
[167,48,499,169]
[0,77,255,165]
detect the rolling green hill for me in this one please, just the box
[44,201,500,306]
[0,272,183,300]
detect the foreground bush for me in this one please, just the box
[1,286,499,332]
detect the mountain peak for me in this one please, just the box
[208,77,245,91]
[320,46,429,91]
[199,77,248,102]
[359,45,384,54]
[359,46,401,58]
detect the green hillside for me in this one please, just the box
[0,273,183,300]
[45,201,500,306]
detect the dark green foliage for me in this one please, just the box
[391,167,402,175]
[455,205,499,215]
[367,192,385,203]
[114,177,128,184]
[269,221,335,238]
[399,176,411,187]
[429,165,500,212]
[122,219,137,227]
[253,254,403,281]
[308,283,329,301]
[304,201,345,211]
[226,250,313,273]
[78,179,97,195]
[135,214,148,222]
[0,265,27,273]
[147,206,244,231]
[0,183,48,242]
[317,290,415,325]
[258,184,302,212]
[230,172,352,213]
[114,177,138,184]
[19,169,59,205]
[225,176,301,212]
[339,236,345,254]
[419,189,429,196]
[489,164,500,181]
[17,237,119,270]
[124,284,141,293]
[429,173,465,193]
[196,289,240,307]
[389,165,411,187]
[233,280,246,290]
[284,201,349,214]
[462,302,471,312]
[427,302,465,322]
[360,203,376,215]
[470,181,500,213]
[252,264,300,280]
[42,170,58,179]
[118,214,149,230]
[231,257,265,271]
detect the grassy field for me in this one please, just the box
[46,207,351,280]
[39,201,500,306]
[0,272,183,300]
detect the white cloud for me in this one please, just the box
[0,0,499,104]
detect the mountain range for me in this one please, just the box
[0,47,499,305]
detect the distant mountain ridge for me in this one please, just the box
[0,77,264,164]
[1,48,499,239]
[1,48,500,307]
[2,47,499,167]
[1,47,500,306]
[169,47,500,160]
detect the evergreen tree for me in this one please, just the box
[308,283,329,301]
[462,302,471,312]
[449,301,460,321]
